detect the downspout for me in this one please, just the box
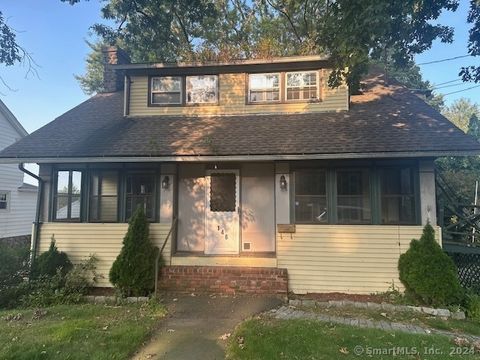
[18,163,43,264]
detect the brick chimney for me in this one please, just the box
[102,46,130,93]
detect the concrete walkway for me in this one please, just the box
[270,306,480,343]
[132,294,283,360]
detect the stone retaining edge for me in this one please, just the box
[288,299,466,320]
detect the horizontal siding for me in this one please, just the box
[129,71,349,116]
[37,223,173,287]
[0,113,37,238]
[277,225,441,295]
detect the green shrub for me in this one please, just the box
[0,242,30,309]
[31,237,72,278]
[21,256,98,307]
[398,224,462,306]
[465,292,480,321]
[109,207,159,297]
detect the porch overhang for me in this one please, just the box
[0,149,479,164]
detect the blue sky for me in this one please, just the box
[0,0,479,135]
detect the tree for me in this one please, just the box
[460,0,480,83]
[0,10,37,90]
[72,0,461,95]
[109,207,159,296]
[398,224,462,306]
[442,98,480,132]
[468,113,480,139]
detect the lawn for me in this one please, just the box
[0,302,166,360]
[226,318,479,360]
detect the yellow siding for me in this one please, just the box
[129,71,348,116]
[277,225,442,295]
[37,223,172,287]
[171,256,277,267]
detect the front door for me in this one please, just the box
[205,170,240,254]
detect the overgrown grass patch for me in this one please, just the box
[226,318,478,360]
[302,305,480,337]
[0,302,166,360]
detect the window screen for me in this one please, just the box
[151,76,182,105]
[336,170,371,224]
[89,171,119,222]
[210,173,236,212]
[248,73,280,103]
[380,167,416,224]
[126,174,156,221]
[186,75,218,104]
[286,71,318,101]
[294,171,327,223]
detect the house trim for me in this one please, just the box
[1,150,479,164]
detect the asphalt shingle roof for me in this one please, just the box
[1,72,479,161]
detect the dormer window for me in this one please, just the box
[248,73,280,103]
[151,76,182,105]
[186,75,218,104]
[286,71,319,101]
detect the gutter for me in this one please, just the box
[1,150,480,164]
[18,164,43,266]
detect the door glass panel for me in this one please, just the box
[210,173,236,212]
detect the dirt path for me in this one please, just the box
[132,294,283,360]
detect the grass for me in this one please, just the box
[226,318,479,360]
[302,305,480,337]
[0,302,166,360]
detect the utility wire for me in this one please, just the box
[418,54,472,65]
[433,78,464,86]
[434,82,471,90]
[443,84,480,96]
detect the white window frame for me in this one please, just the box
[0,191,10,211]
[285,71,320,102]
[248,73,281,103]
[150,76,183,105]
[186,75,219,105]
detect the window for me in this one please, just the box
[0,191,9,211]
[186,75,218,104]
[210,173,236,212]
[380,167,416,224]
[54,170,82,221]
[248,73,280,103]
[286,71,319,101]
[336,170,371,224]
[294,171,327,223]
[89,171,119,222]
[125,173,156,221]
[151,76,182,105]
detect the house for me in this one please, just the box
[1,47,479,295]
[0,100,37,244]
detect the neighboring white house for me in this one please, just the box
[0,99,37,241]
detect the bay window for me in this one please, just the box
[53,170,82,221]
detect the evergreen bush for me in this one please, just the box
[398,224,462,306]
[109,207,159,296]
[30,236,72,278]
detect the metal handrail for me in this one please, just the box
[154,217,177,298]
